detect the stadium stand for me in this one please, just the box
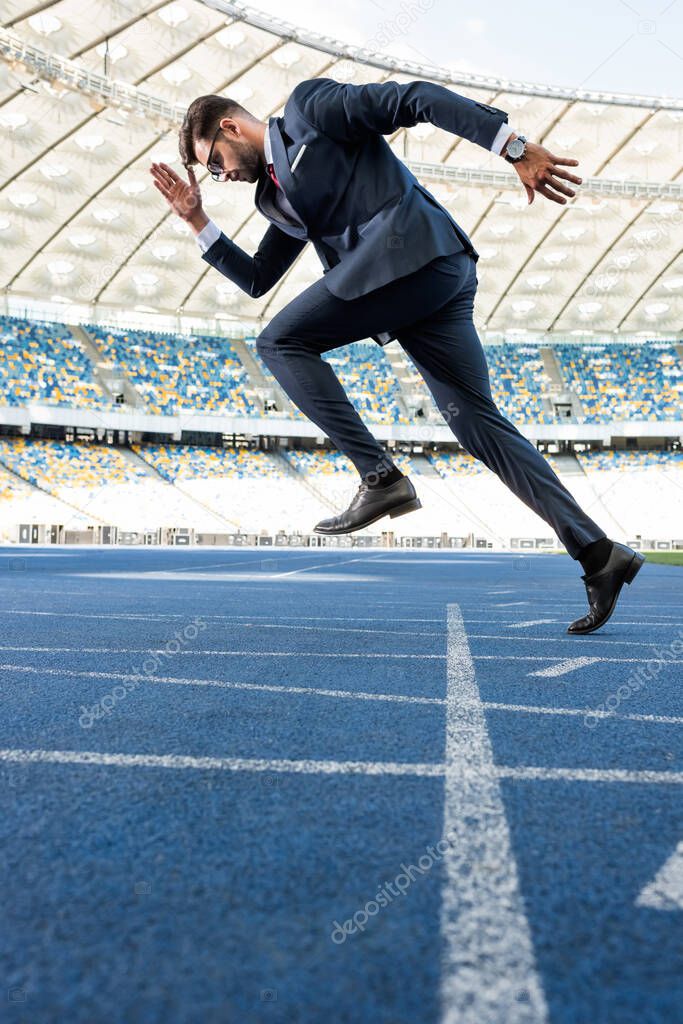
[427,450,485,476]
[0,462,29,502]
[0,437,147,488]
[0,456,93,542]
[134,444,277,482]
[424,445,648,543]
[1,314,681,427]
[243,337,308,421]
[574,448,683,538]
[426,445,567,541]
[0,314,680,545]
[486,345,557,423]
[133,443,332,534]
[554,342,683,422]
[322,342,409,425]
[283,448,357,478]
[280,448,377,527]
[283,447,492,538]
[0,436,679,545]
[0,315,110,410]
[85,325,259,417]
[245,339,408,424]
[0,437,231,533]
[576,448,683,472]
[398,343,556,424]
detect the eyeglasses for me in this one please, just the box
[206,124,229,182]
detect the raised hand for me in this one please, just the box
[149,162,207,229]
[510,142,583,206]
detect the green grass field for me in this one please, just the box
[638,550,683,566]
[555,550,683,566]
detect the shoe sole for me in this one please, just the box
[313,497,422,536]
[567,550,646,635]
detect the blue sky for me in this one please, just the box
[252,0,683,97]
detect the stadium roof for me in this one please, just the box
[1,0,682,340]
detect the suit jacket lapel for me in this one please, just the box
[268,116,295,195]
[254,118,307,236]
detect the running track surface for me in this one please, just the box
[1,545,682,1024]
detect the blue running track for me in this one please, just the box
[1,546,682,1024]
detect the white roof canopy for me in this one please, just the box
[1,0,682,339]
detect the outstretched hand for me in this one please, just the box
[149,162,205,224]
[511,142,582,205]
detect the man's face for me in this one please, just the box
[195,120,263,184]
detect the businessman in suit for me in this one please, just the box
[150,77,644,633]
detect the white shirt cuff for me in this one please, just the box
[490,122,516,156]
[196,218,221,253]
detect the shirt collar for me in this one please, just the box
[264,118,273,166]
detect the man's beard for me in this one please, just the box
[238,140,263,183]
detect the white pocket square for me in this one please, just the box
[290,143,307,173]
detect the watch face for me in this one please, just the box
[508,138,525,158]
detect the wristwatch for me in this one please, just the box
[504,134,528,163]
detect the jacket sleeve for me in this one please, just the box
[290,77,509,151]
[201,223,307,299]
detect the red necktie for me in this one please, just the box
[266,162,280,189]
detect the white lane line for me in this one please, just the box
[1,610,188,622]
[498,767,683,784]
[474,654,683,665]
[70,571,383,584]
[0,664,443,705]
[461,601,683,611]
[0,647,445,659]
[0,553,71,558]
[235,622,443,637]
[271,555,379,578]
[158,551,337,574]
[0,617,444,639]
[3,664,681,723]
[503,620,675,628]
[0,748,442,777]
[363,558,506,564]
[440,604,549,1024]
[509,620,557,629]
[483,703,683,726]
[0,609,447,625]
[2,747,682,786]
[636,841,683,910]
[470,613,683,623]
[142,558,266,573]
[470,634,676,649]
[2,608,679,627]
[3,650,679,667]
[529,657,601,678]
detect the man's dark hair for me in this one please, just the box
[179,94,255,167]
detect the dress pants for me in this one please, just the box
[255,249,607,559]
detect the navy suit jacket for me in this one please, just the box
[200,78,509,345]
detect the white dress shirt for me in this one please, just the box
[490,121,517,157]
[195,121,518,254]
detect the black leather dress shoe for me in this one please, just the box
[567,541,646,635]
[313,476,422,535]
